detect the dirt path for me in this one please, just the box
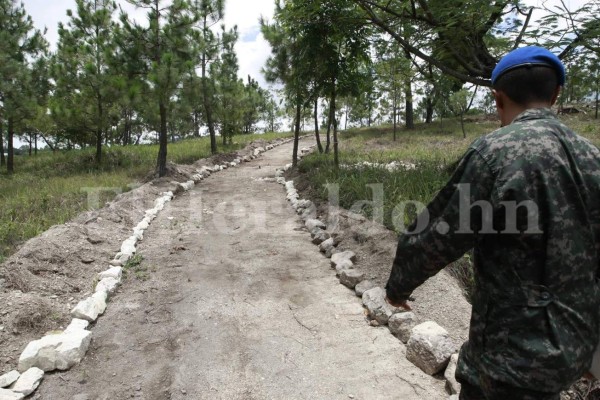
[34,139,447,400]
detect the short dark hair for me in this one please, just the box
[493,65,559,105]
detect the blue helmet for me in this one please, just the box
[491,46,565,86]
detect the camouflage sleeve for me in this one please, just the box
[385,148,496,303]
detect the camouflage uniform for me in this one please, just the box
[386,108,600,396]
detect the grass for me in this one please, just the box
[123,254,147,280]
[298,113,600,300]
[0,132,292,262]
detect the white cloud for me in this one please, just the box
[223,0,275,85]
[24,0,275,85]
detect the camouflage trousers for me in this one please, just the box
[458,376,561,400]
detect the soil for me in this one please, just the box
[0,139,274,376]
[27,137,449,399]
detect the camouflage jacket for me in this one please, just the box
[386,108,600,392]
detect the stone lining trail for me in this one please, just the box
[30,137,449,400]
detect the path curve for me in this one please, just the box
[34,139,447,400]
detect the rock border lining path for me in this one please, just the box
[276,153,461,399]
[0,136,301,399]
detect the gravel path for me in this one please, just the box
[34,139,448,400]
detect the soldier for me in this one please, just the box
[385,46,600,400]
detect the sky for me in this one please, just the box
[23,0,589,89]
[22,0,277,88]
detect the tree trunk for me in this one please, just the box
[28,133,32,156]
[157,100,168,177]
[314,98,323,153]
[292,99,301,167]
[595,81,600,119]
[325,100,332,154]
[330,78,339,169]
[461,112,466,138]
[393,92,398,142]
[7,117,14,174]
[0,118,5,167]
[194,111,200,137]
[425,97,434,123]
[344,106,348,131]
[95,125,102,164]
[202,15,217,155]
[405,81,415,129]
[124,110,131,145]
[34,132,37,156]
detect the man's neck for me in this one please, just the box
[501,102,552,127]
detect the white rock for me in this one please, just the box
[388,312,416,343]
[335,259,354,276]
[306,219,326,231]
[18,329,92,373]
[179,181,195,191]
[98,266,122,281]
[11,368,43,396]
[311,230,330,245]
[71,291,107,322]
[301,207,317,220]
[339,270,364,289]
[354,280,376,297]
[120,237,137,256]
[95,277,120,296]
[449,396,459,400]
[64,319,89,333]
[362,287,402,325]
[118,253,132,264]
[406,321,457,375]
[0,371,19,388]
[296,199,312,209]
[319,238,335,254]
[331,251,356,267]
[132,227,144,241]
[198,166,211,176]
[136,220,149,231]
[444,354,461,395]
[0,388,24,400]
[325,245,338,258]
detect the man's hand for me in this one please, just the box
[385,295,412,311]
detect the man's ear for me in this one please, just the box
[550,86,561,106]
[493,89,505,112]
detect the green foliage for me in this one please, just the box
[123,253,148,280]
[0,0,47,173]
[51,0,117,163]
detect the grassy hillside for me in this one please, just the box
[297,113,600,298]
[301,114,600,230]
[0,132,292,263]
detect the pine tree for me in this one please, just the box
[53,0,117,164]
[0,0,46,173]
[121,0,198,177]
